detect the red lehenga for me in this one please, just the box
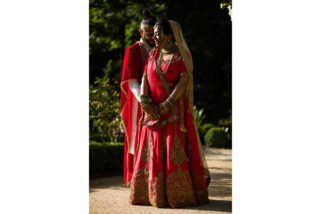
[129,48,210,208]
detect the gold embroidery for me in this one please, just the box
[130,120,210,207]
[179,98,187,132]
[150,128,167,207]
[149,172,167,207]
[129,168,149,205]
[166,168,197,207]
[129,131,155,206]
[169,129,186,166]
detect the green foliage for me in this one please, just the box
[193,105,207,144]
[204,127,231,148]
[89,141,124,179]
[201,123,216,135]
[89,0,167,83]
[89,77,122,142]
[200,123,216,140]
[89,0,232,141]
[218,116,232,127]
[218,116,232,141]
[220,0,232,10]
[162,0,232,124]
[193,105,205,130]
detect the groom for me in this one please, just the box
[120,10,159,186]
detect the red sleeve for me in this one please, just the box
[121,47,140,82]
[179,59,188,76]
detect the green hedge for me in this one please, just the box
[204,127,231,148]
[89,142,123,179]
[199,123,216,143]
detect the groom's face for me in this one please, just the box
[139,25,155,47]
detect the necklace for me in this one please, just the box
[156,51,174,74]
[160,42,178,54]
[160,49,173,54]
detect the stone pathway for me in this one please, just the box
[90,147,232,213]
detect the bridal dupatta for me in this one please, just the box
[129,21,210,208]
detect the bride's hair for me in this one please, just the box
[155,19,173,36]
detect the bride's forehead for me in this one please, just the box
[153,25,163,33]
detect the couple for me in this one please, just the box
[120,10,210,208]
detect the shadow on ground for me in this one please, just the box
[209,171,232,199]
[89,148,232,213]
[188,199,232,212]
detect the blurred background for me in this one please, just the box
[89,0,232,178]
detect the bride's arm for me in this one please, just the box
[140,73,160,119]
[170,75,188,100]
[159,74,188,115]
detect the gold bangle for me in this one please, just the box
[164,95,175,108]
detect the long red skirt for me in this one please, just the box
[129,111,210,208]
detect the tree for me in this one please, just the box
[90,0,232,134]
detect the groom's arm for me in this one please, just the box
[129,80,141,102]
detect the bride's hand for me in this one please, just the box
[159,102,170,116]
[142,103,160,119]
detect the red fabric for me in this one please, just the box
[129,49,210,207]
[120,42,145,186]
[145,49,187,105]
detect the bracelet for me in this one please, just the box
[164,95,175,109]
[140,95,149,101]
[140,95,150,107]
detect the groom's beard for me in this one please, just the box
[146,39,155,47]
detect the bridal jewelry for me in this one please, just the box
[160,42,177,54]
[157,51,174,72]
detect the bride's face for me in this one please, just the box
[153,25,163,48]
[153,25,171,49]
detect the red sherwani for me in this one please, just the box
[120,41,150,186]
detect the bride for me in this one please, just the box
[128,19,210,208]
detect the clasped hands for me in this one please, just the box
[140,95,174,120]
[141,102,170,120]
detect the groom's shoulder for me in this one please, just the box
[126,42,140,52]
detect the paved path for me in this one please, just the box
[90,147,232,213]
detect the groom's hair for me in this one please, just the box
[140,10,156,29]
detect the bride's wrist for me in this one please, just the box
[140,95,150,108]
[163,95,175,109]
